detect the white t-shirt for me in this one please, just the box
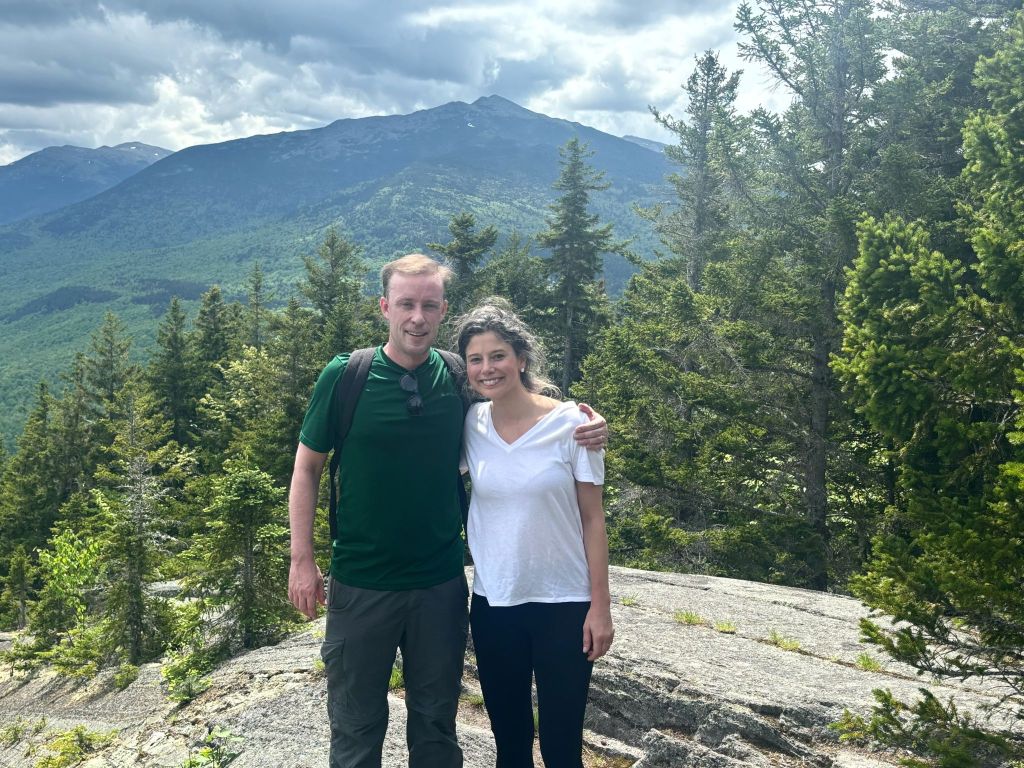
[461,400,605,606]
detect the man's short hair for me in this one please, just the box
[381,253,453,297]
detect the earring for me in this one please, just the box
[520,367,525,373]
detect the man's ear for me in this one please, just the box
[379,295,389,317]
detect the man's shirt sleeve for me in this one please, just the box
[298,354,349,454]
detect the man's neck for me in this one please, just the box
[382,341,431,371]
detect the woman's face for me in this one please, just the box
[464,331,525,401]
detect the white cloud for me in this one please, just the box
[0,0,793,163]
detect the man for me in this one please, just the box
[288,253,606,768]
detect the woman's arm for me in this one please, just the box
[577,481,614,661]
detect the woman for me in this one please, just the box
[455,299,613,768]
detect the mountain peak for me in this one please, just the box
[470,94,538,117]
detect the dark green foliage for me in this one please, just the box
[150,297,198,446]
[428,211,498,316]
[537,138,625,392]
[834,12,1024,761]
[297,228,370,362]
[183,465,292,650]
[644,49,740,292]
[0,546,32,630]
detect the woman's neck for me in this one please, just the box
[490,386,542,421]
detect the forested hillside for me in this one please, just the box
[0,95,669,439]
[1,2,1022,765]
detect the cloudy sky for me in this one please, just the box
[0,0,788,165]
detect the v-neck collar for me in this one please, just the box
[485,401,563,449]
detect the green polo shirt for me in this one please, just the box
[299,346,465,590]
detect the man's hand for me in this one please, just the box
[582,604,614,661]
[574,403,608,449]
[289,557,325,620]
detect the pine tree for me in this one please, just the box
[298,228,368,361]
[645,50,741,292]
[428,212,498,316]
[184,465,291,650]
[732,0,887,588]
[537,138,625,393]
[835,14,1024,759]
[150,297,197,446]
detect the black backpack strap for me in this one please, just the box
[435,349,471,533]
[327,347,375,543]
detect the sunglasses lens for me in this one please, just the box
[401,374,422,415]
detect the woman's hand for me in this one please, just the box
[582,604,614,661]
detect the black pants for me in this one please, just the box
[470,593,594,768]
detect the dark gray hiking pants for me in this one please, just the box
[321,573,469,768]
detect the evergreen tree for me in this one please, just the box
[835,14,1024,759]
[731,0,887,588]
[537,138,625,393]
[298,228,368,361]
[245,262,271,352]
[150,297,197,446]
[263,298,320,486]
[94,386,183,665]
[0,546,32,630]
[428,211,498,316]
[645,50,741,291]
[83,311,135,413]
[0,383,61,558]
[193,285,236,394]
[184,465,292,650]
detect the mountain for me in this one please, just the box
[0,95,674,440]
[0,142,173,225]
[622,134,669,153]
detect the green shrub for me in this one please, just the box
[114,663,140,689]
[34,725,114,768]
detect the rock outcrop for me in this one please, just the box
[0,567,1012,767]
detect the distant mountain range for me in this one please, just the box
[0,142,172,225]
[0,95,674,440]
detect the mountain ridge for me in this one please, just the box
[0,142,172,225]
[0,95,673,441]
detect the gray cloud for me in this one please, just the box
[0,0,783,164]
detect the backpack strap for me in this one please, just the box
[327,347,375,543]
[327,347,472,544]
[435,349,471,533]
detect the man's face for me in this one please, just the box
[380,272,448,368]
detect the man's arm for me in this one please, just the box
[574,403,608,449]
[288,442,329,620]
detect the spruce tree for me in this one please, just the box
[184,465,291,650]
[428,211,498,316]
[646,50,741,292]
[150,297,197,446]
[835,14,1024,758]
[537,138,625,393]
[298,228,368,361]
